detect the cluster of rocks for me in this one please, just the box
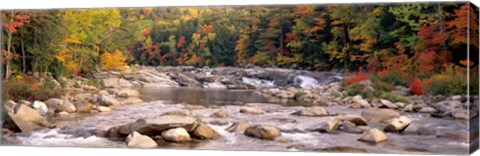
[3,88,145,133]
[347,95,476,120]
[94,65,342,91]
[255,82,345,106]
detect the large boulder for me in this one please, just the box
[6,104,49,132]
[97,95,120,106]
[361,108,400,125]
[118,115,198,136]
[31,101,48,116]
[126,131,158,148]
[434,100,462,113]
[161,127,192,142]
[226,122,251,133]
[192,123,221,139]
[244,125,281,140]
[117,89,140,98]
[452,109,469,120]
[384,116,411,132]
[291,107,329,116]
[74,100,94,113]
[240,107,264,114]
[357,128,388,143]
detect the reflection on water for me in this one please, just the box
[138,87,302,106]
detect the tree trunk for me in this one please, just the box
[21,37,26,75]
[5,31,12,79]
[279,26,285,55]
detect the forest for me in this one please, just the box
[1,2,479,96]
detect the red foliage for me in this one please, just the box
[200,24,213,34]
[344,68,369,86]
[177,36,186,48]
[417,51,437,74]
[285,33,300,43]
[410,78,424,95]
[417,22,447,52]
[377,69,389,77]
[142,28,151,37]
[2,11,30,33]
[447,2,479,48]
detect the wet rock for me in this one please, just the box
[338,121,356,131]
[437,131,469,142]
[316,119,341,133]
[45,98,77,113]
[161,110,189,116]
[118,115,198,136]
[402,124,419,135]
[226,122,251,133]
[319,146,368,153]
[74,100,94,113]
[227,85,250,90]
[418,107,437,113]
[357,128,388,143]
[452,109,469,120]
[341,126,370,134]
[209,120,229,126]
[210,110,227,118]
[96,106,111,112]
[97,95,120,106]
[379,99,398,109]
[240,107,264,114]
[31,101,48,116]
[161,127,192,142]
[117,89,140,98]
[244,125,281,140]
[384,116,411,132]
[106,127,123,140]
[126,131,158,148]
[291,106,329,116]
[6,104,49,132]
[192,123,221,140]
[361,108,400,124]
[335,115,368,126]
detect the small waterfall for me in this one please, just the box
[242,77,275,88]
[293,75,318,89]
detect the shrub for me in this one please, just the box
[370,75,395,92]
[345,83,375,99]
[294,91,307,99]
[410,78,424,95]
[2,76,64,102]
[344,68,369,86]
[87,79,105,89]
[428,75,467,96]
[379,91,410,103]
[379,72,407,87]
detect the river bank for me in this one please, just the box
[1,65,477,154]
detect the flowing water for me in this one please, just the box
[1,88,470,154]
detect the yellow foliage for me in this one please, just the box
[276,53,303,66]
[100,50,127,71]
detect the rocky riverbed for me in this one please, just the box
[1,66,477,154]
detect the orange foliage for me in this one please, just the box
[177,36,186,48]
[142,28,151,37]
[344,68,369,86]
[23,76,40,91]
[410,78,424,95]
[200,24,213,34]
[460,59,474,67]
[2,11,30,33]
[100,50,127,71]
[447,2,479,48]
[377,69,389,77]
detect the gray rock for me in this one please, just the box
[384,116,411,132]
[244,125,281,140]
[161,127,192,142]
[226,122,251,133]
[6,104,49,132]
[418,107,437,113]
[291,106,329,116]
[31,101,48,116]
[118,115,198,136]
[126,131,158,148]
[452,109,469,120]
[357,128,388,143]
[379,99,398,109]
[361,108,400,125]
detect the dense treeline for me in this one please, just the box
[1,2,479,95]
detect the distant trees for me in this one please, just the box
[1,2,478,81]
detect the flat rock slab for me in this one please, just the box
[118,115,198,136]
